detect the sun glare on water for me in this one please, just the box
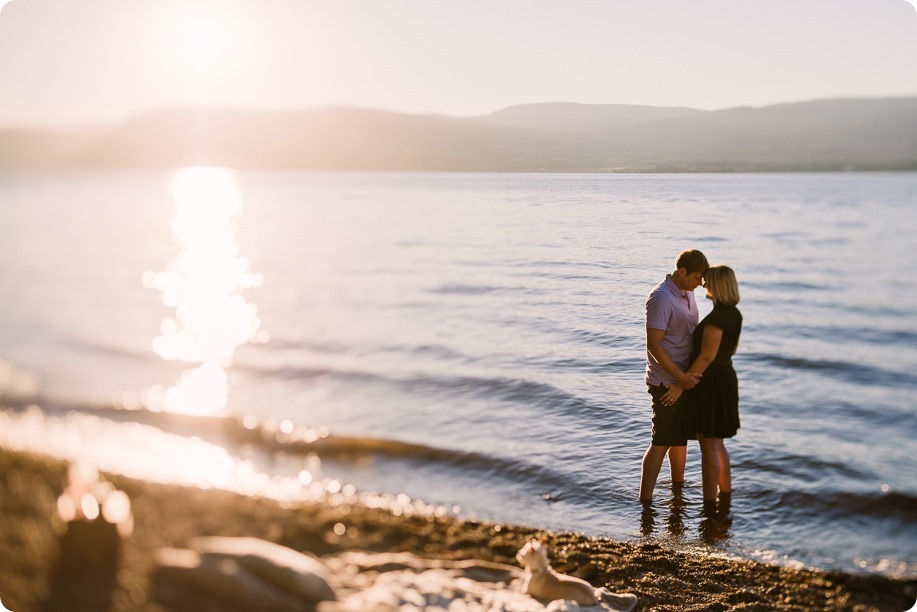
[144,167,264,416]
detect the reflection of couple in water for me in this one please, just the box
[638,249,743,530]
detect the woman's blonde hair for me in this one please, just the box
[704,265,740,306]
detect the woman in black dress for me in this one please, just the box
[661,265,742,503]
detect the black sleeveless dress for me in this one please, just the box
[686,304,743,439]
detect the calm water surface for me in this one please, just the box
[0,170,915,578]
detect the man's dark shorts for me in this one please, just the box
[648,383,688,446]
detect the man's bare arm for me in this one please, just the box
[647,327,701,389]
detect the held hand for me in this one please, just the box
[679,370,702,390]
[661,384,684,406]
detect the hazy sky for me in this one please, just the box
[1,0,916,129]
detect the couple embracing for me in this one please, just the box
[639,249,743,509]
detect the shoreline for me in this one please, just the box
[1,447,914,611]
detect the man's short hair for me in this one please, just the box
[675,249,709,275]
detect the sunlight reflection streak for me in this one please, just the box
[147,167,262,415]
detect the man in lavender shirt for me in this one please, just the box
[639,249,708,502]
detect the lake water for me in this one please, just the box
[1,169,915,579]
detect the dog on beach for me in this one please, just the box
[516,539,599,606]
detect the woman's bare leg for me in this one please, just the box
[697,434,723,501]
[717,443,732,494]
[667,445,687,483]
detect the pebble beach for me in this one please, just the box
[1,446,914,611]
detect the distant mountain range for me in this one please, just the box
[2,98,916,172]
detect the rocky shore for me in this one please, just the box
[0,447,913,611]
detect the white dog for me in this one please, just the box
[516,540,599,607]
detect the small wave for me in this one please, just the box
[239,362,609,423]
[3,402,606,507]
[513,352,641,377]
[521,259,582,270]
[60,337,150,361]
[566,328,636,349]
[255,337,352,354]
[841,302,915,320]
[740,453,870,483]
[767,323,917,347]
[301,435,624,508]
[777,489,917,524]
[402,343,473,362]
[301,435,579,493]
[422,373,602,417]
[745,353,916,388]
[431,283,505,296]
[240,363,389,386]
[506,259,609,281]
[750,280,826,292]
[254,337,473,365]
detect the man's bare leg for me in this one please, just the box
[640,444,670,502]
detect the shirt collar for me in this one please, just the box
[665,274,692,307]
[664,274,681,296]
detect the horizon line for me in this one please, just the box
[3,93,917,133]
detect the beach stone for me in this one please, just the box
[191,536,338,602]
[152,547,306,611]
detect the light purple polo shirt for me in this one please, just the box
[644,274,699,386]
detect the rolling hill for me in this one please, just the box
[2,98,915,172]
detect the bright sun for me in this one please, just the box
[169,6,235,73]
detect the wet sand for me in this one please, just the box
[0,447,914,611]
